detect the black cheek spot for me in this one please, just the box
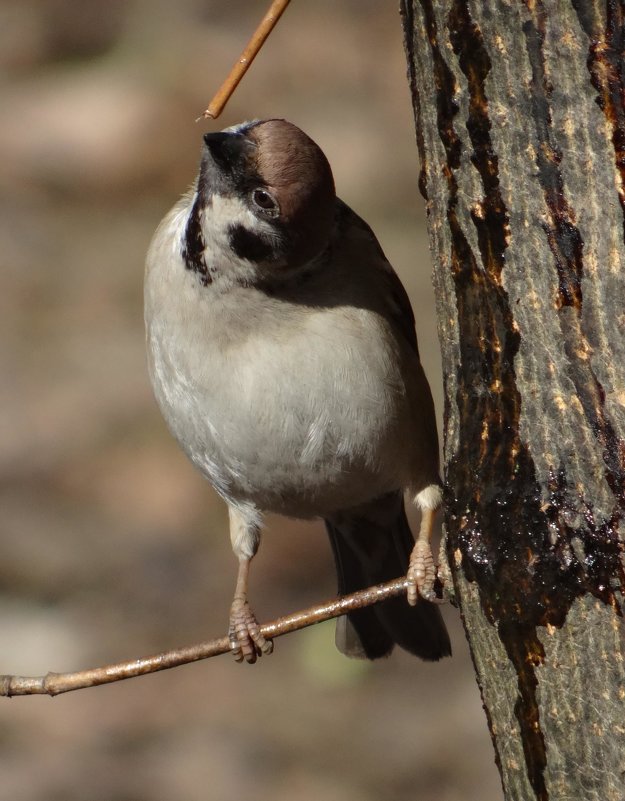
[228,224,274,262]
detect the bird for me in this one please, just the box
[144,118,451,664]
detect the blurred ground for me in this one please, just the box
[0,2,502,800]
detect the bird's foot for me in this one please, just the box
[228,598,273,664]
[407,539,437,605]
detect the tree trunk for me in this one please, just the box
[400,2,625,799]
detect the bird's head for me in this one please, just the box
[188,119,336,279]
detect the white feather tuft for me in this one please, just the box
[414,484,443,511]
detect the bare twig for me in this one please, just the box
[0,577,413,698]
[200,0,292,120]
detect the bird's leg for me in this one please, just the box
[407,486,441,605]
[407,508,437,604]
[228,557,273,663]
[227,505,273,664]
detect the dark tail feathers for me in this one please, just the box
[324,492,451,661]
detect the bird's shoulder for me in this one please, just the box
[327,198,420,356]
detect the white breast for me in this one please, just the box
[144,199,418,517]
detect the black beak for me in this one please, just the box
[203,131,252,169]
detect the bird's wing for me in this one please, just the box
[333,198,420,357]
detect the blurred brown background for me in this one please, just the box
[0,1,502,799]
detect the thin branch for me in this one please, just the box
[200,0,292,120]
[0,577,420,698]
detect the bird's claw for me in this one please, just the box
[407,540,437,605]
[228,599,273,664]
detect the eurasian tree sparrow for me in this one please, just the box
[145,119,450,664]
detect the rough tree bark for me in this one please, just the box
[400,2,625,800]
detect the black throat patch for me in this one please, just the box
[182,194,211,285]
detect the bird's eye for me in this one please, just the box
[251,188,279,216]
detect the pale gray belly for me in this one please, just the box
[148,323,413,516]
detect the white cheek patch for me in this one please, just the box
[208,194,258,236]
[204,194,278,265]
